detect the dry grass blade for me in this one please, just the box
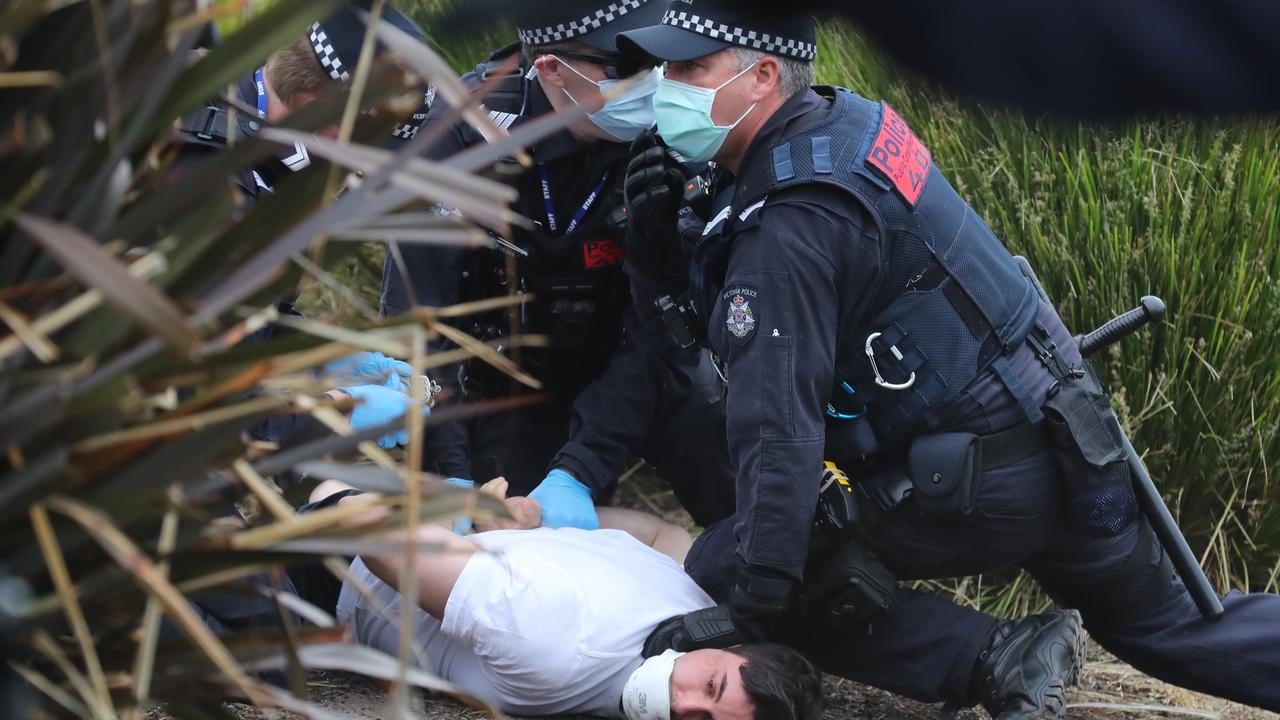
[302,401,400,470]
[0,252,167,363]
[31,629,114,720]
[0,297,59,362]
[232,459,297,522]
[448,101,590,174]
[271,589,337,628]
[414,294,536,319]
[294,462,402,494]
[13,214,199,358]
[128,493,180,719]
[259,127,516,232]
[28,504,115,717]
[0,70,61,87]
[269,314,411,359]
[253,682,364,720]
[71,395,289,454]
[431,321,542,390]
[370,15,507,146]
[11,662,88,717]
[328,227,486,246]
[45,496,270,705]
[257,643,491,706]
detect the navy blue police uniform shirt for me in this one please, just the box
[672,89,883,595]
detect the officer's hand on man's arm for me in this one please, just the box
[623,130,689,288]
[528,468,599,530]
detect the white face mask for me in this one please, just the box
[653,62,759,162]
[622,649,684,720]
[553,56,663,142]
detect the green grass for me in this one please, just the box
[814,23,1280,591]
[388,6,1280,593]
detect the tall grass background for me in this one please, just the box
[379,3,1280,599]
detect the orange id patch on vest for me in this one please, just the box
[866,102,931,207]
[583,238,625,268]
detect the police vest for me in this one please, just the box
[731,87,1041,444]
[456,45,630,392]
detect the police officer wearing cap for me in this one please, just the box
[616,3,1280,718]
[381,0,738,531]
[174,0,431,200]
[173,1,433,447]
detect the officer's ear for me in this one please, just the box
[748,55,782,102]
[532,54,567,89]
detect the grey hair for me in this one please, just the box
[728,46,815,99]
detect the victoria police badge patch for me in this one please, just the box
[722,285,759,344]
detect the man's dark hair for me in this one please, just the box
[727,644,825,720]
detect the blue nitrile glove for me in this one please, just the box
[444,477,475,535]
[325,352,413,391]
[340,384,429,449]
[528,469,598,530]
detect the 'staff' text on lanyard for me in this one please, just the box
[537,164,609,237]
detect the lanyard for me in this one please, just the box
[253,67,268,118]
[537,163,609,236]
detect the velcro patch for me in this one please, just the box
[865,102,931,207]
[582,238,624,268]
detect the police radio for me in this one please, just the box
[655,293,702,353]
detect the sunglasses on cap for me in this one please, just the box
[546,50,659,80]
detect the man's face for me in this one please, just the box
[663,49,758,128]
[668,649,754,720]
[533,53,614,140]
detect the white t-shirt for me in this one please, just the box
[335,527,714,717]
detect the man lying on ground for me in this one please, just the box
[307,478,824,719]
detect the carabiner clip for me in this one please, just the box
[865,331,916,391]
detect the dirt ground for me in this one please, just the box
[213,469,1275,720]
[222,655,1277,720]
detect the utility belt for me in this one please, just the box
[818,420,1052,534]
[823,320,1137,536]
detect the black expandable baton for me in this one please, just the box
[1076,296,1225,622]
[1013,256,1226,622]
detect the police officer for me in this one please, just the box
[172,1,435,450]
[616,3,1280,718]
[382,1,737,530]
[174,0,430,200]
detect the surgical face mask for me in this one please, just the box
[653,63,759,162]
[622,649,684,720]
[555,57,662,142]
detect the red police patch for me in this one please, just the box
[865,102,931,207]
[582,238,625,269]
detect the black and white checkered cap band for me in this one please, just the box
[661,11,817,61]
[309,22,351,82]
[517,0,646,46]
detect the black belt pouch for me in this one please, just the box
[1042,362,1138,537]
[907,432,980,516]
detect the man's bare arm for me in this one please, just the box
[597,507,693,565]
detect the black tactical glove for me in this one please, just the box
[642,603,776,658]
[623,129,688,287]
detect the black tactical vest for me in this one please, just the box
[730,88,1041,443]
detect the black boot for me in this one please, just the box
[971,609,1087,720]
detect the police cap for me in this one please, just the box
[307,0,425,83]
[617,0,816,63]
[306,1,432,143]
[515,0,670,53]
